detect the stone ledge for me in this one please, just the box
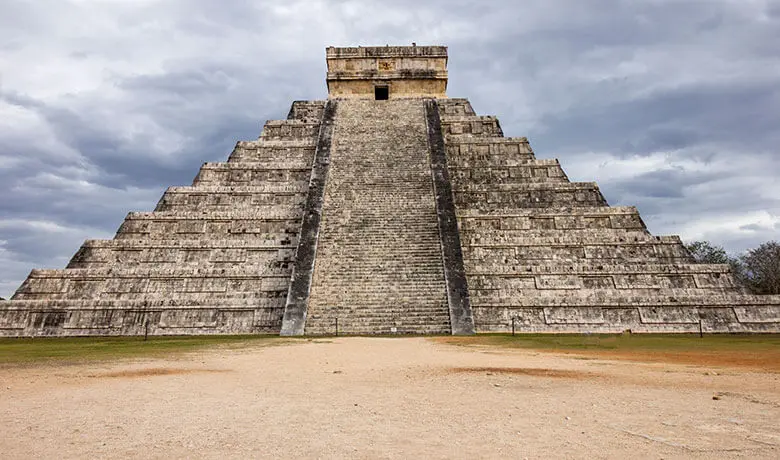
[470,293,780,307]
[0,298,280,309]
[464,233,682,245]
[471,302,780,333]
[198,162,312,172]
[236,139,317,148]
[124,210,303,221]
[0,303,284,337]
[326,45,448,58]
[451,158,558,167]
[455,181,600,192]
[25,268,292,278]
[457,206,640,218]
[327,70,447,80]
[166,185,309,193]
[80,238,295,249]
[445,136,530,145]
[463,262,732,275]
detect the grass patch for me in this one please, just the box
[0,335,286,366]
[438,333,780,352]
[435,334,780,371]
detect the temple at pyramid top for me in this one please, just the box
[326,45,448,99]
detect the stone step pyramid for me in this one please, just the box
[1,45,778,336]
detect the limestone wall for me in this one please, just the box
[326,45,448,99]
[327,79,447,99]
[437,98,780,333]
[0,101,327,336]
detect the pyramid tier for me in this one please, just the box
[259,119,321,140]
[155,186,308,212]
[446,137,536,168]
[440,115,503,138]
[228,139,317,163]
[66,238,297,270]
[115,211,302,240]
[454,181,608,209]
[457,206,648,231]
[0,298,283,337]
[286,100,326,121]
[470,293,780,333]
[437,98,476,116]
[464,236,692,264]
[450,158,568,185]
[13,267,290,300]
[194,161,314,185]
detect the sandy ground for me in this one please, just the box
[1,337,778,459]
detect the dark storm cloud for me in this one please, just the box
[1,0,779,297]
[531,81,780,156]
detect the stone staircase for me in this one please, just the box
[304,99,451,335]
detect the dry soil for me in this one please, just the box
[1,337,778,459]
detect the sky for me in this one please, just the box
[1,0,779,298]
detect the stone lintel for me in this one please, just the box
[326,45,447,58]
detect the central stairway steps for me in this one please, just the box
[303,99,451,335]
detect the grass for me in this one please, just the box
[435,333,780,371]
[439,333,780,351]
[0,335,285,366]
[3,333,779,370]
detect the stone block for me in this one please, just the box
[638,307,699,324]
[544,307,605,324]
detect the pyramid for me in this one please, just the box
[2,45,778,337]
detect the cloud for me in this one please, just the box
[1,0,779,297]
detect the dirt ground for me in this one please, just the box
[1,337,778,459]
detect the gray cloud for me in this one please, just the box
[1,0,779,297]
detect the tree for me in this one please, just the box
[739,241,780,295]
[685,241,732,264]
[685,240,748,291]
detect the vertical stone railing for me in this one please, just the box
[280,100,338,336]
[425,99,475,335]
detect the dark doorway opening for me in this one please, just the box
[374,86,389,100]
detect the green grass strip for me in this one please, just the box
[443,333,780,352]
[0,335,285,366]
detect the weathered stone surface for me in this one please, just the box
[303,99,451,335]
[0,95,322,336]
[326,46,448,99]
[1,45,778,336]
[425,99,474,335]
[281,100,337,336]
[435,97,780,334]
